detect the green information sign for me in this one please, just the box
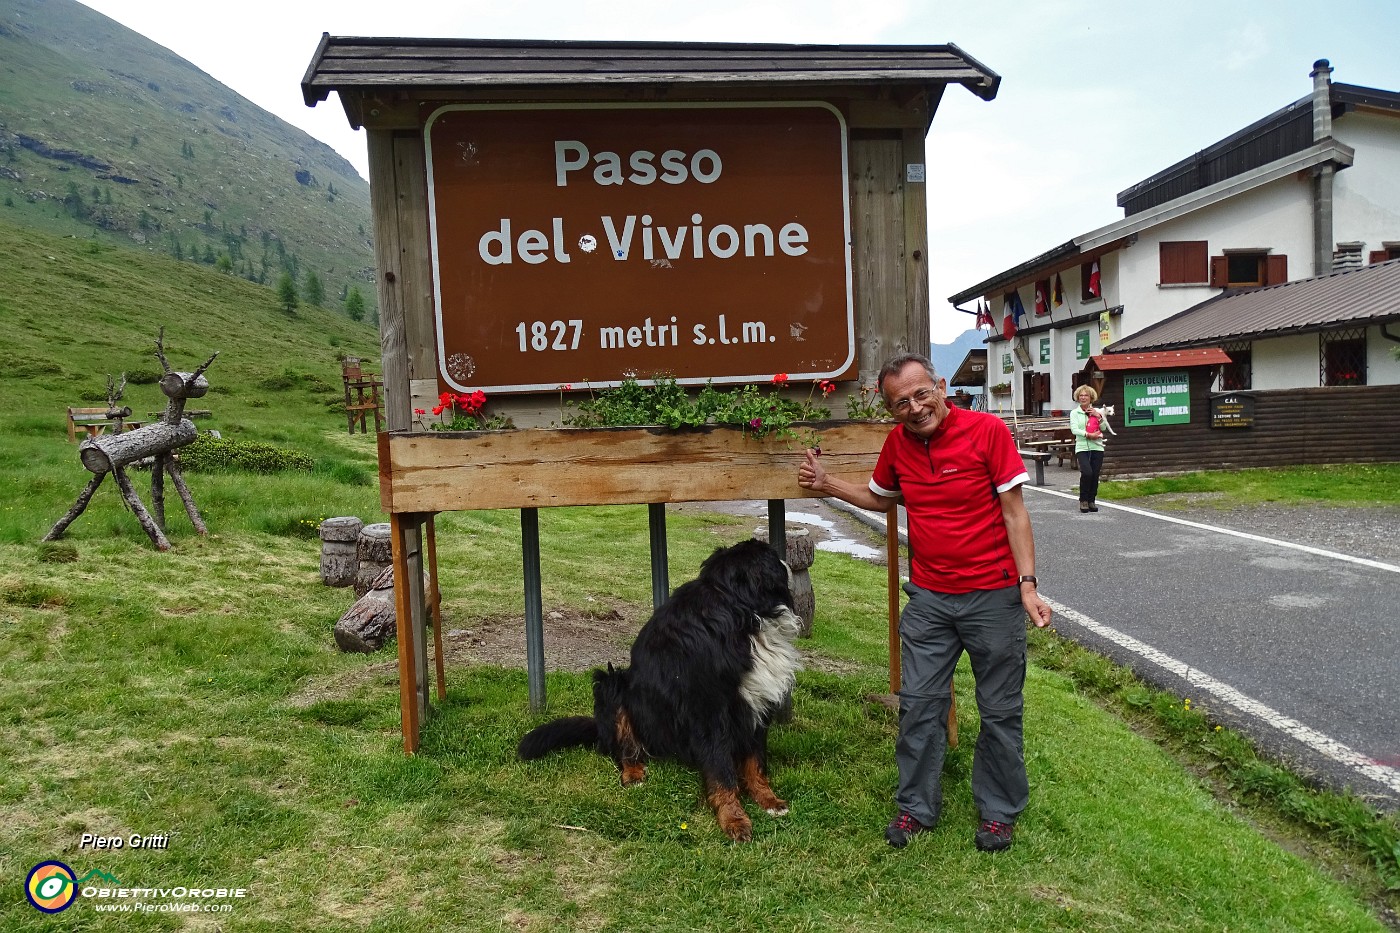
[1076,329,1090,359]
[1123,371,1190,427]
[1039,338,1050,364]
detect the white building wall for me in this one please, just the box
[1332,113,1400,254]
[1116,174,1315,334]
[976,111,1400,408]
[1251,333,1317,390]
[1249,326,1400,390]
[1366,326,1400,385]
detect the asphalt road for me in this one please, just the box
[825,477,1400,811]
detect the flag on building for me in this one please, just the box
[1053,273,1065,307]
[975,300,992,328]
[1034,280,1049,316]
[1008,290,1026,326]
[1088,261,1102,298]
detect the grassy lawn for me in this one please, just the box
[2,474,1397,930]
[1099,462,1400,507]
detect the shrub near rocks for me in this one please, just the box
[178,433,313,474]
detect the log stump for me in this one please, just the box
[354,522,393,598]
[319,516,363,587]
[79,420,197,475]
[756,524,816,637]
[334,566,397,652]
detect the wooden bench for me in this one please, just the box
[1021,426,1076,467]
[66,407,144,442]
[1018,448,1054,486]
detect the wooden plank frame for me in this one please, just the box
[378,422,893,513]
[378,421,896,752]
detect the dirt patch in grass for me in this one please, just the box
[290,600,867,708]
[443,602,643,672]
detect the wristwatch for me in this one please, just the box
[1018,575,1038,588]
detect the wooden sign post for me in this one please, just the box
[304,38,1000,752]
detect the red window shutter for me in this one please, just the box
[1265,254,1288,285]
[1370,250,1388,264]
[1210,256,1228,287]
[1160,244,1180,283]
[1160,241,1208,284]
[1185,241,1208,282]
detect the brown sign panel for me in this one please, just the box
[425,103,853,393]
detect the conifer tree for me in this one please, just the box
[304,270,325,307]
[345,286,365,322]
[277,272,299,314]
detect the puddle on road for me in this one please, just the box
[785,510,883,560]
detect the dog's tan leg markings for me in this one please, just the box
[614,708,648,786]
[705,780,752,842]
[739,755,788,816]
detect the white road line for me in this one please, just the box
[1043,596,1400,794]
[1025,486,1400,574]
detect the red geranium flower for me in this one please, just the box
[770,373,789,386]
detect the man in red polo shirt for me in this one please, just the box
[798,353,1052,851]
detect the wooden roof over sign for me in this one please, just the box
[301,36,1001,116]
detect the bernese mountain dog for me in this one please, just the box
[517,537,802,842]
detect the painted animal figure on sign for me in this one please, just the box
[517,538,801,842]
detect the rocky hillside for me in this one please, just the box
[0,0,375,317]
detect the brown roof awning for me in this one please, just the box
[949,349,988,386]
[1091,348,1231,370]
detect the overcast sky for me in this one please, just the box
[79,0,1400,343]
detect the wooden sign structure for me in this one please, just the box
[304,38,1000,752]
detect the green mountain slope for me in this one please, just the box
[0,0,375,317]
[0,216,380,446]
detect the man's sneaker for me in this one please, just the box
[885,812,928,848]
[975,819,1014,852]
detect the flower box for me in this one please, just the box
[377,420,894,514]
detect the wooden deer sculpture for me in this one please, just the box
[46,330,218,551]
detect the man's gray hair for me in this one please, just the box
[876,353,938,402]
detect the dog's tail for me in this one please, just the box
[517,716,599,760]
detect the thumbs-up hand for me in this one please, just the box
[797,447,826,491]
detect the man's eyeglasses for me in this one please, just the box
[891,387,939,414]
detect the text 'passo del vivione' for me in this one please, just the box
[477,141,812,265]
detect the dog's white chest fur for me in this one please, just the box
[740,606,803,724]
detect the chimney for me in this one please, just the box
[1311,59,1333,141]
[1309,59,1336,276]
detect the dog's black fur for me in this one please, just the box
[517,538,801,841]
